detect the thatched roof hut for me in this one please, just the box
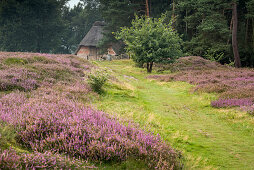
[75,21,121,60]
[78,21,105,47]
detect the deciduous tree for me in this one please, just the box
[116,15,183,73]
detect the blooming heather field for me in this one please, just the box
[149,56,254,114]
[0,52,179,169]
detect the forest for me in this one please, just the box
[0,0,253,67]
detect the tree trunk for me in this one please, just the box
[245,18,249,47]
[252,19,254,49]
[145,0,149,17]
[232,2,241,68]
[172,0,175,18]
[172,0,176,28]
[185,10,188,35]
[227,18,233,45]
[147,62,153,73]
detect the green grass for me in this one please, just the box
[94,60,254,169]
[4,57,28,65]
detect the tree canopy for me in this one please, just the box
[116,15,183,73]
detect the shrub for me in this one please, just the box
[0,92,180,169]
[0,148,91,169]
[0,52,91,92]
[0,52,180,169]
[116,14,183,73]
[147,57,254,109]
[87,69,108,94]
[211,98,253,108]
[241,105,254,116]
[166,56,226,72]
[0,68,39,91]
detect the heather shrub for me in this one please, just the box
[0,148,92,169]
[0,148,20,169]
[247,106,254,115]
[148,57,254,109]
[0,63,3,69]
[0,92,180,169]
[30,56,56,64]
[0,68,39,91]
[0,52,180,169]
[241,105,254,116]
[0,52,91,92]
[165,56,225,72]
[87,69,108,94]
[211,98,253,108]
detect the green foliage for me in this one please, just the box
[0,122,16,150]
[87,69,108,94]
[116,15,183,73]
[98,0,173,49]
[174,0,254,67]
[0,0,67,53]
[203,49,226,62]
[97,0,137,50]
[4,58,28,65]
[176,0,231,61]
[59,1,102,54]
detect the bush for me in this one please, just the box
[0,148,90,169]
[211,98,253,108]
[0,92,180,169]
[87,69,108,94]
[0,52,180,169]
[116,14,183,73]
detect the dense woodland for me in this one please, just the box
[0,0,253,67]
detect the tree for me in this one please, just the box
[0,0,67,53]
[58,0,102,54]
[232,1,241,67]
[173,0,254,67]
[98,0,140,49]
[116,15,183,73]
[175,0,231,63]
[98,0,170,49]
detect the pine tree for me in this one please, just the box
[0,0,67,53]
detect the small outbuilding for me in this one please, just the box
[75,21,120,60]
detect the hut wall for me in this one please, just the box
[89,47,98,60]
[77,46,100,60]
[77,46,90,59]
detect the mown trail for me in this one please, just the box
[95,60,254,169]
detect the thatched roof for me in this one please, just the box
[75,21,124,55]
[79,21,105,47]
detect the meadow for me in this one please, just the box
[1,52,254,169]
[0,52,179,169]
[149,56,254,114]
[95,59,254,169]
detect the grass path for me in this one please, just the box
[94,60,254,169]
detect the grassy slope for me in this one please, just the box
[94,60,254,169]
